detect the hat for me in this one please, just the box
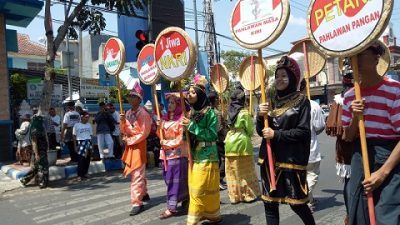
[276,56,301,87]
[192,74,208,90]
[75,100,84,108]
[129,82,144,99]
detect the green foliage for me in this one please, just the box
[220,50,251,77]
[10,73,28,105]
[109,84,130,103]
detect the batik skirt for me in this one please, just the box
[225,155,260,203]
[187,162,221,225]
[162,157,189,211]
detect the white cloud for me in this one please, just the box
[288,15,307,27]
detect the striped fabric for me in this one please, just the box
[342,77,400,139]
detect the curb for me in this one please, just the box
[0,159,124,181]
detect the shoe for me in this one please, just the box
[142,193,150,202]
[201,218,223,225]
[19,179,26,187]
[181,200,189,210]
[219,183,227,190]
[129,205,144,216]
[159,209,177,220]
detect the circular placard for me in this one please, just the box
[137,44,160,85]
[210,64,229,93]
[102,37,126,75]
[289,39,326,78]
[307,0,393,57]
[239,56,266,91]
[154,27,197,81]
[230,0,290,49]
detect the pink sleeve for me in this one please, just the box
[123,109,152,146]
[161,123,184,149]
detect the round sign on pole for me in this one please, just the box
[210,64,229,93]
[154,27,197,81]
[230,0,290,49]
[307,0,393,57]
[137,44,160,85]
[289,39,326,78]
[376,39,391,76]
[238,56,266,91]
[102,37,126,75]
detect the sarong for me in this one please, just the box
[225,155,260,203]
[162,157,189,211]
[348,139,400,225]
[187,162,221,225]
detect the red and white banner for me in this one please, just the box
[103,38,125,75]
[308,0,390,55]
[155,29,193,81]
[137,44,159,85]
[231,0,286,48]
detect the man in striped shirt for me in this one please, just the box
[342,42,400,225]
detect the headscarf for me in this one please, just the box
[275,56,301,98]
[190,74,210,111]
[227,85,245,126]
[162,94,183,121]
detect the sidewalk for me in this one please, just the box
[0,158,124,182]
[0,170,21,194]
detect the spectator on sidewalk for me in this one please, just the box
[120,83,151,216]
[107,103,123,159]
[47,108,61,154]
[73,112,93,181]
[15,114,32,165]
[61,101,80,162]
[20,115,49,189]
[94,102,116,160]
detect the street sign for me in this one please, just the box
[27,79,63,106]
[307,0,394,57]
[230,0,290,49]
[154,27,196,81]
[98,65,116,86]
[80,78,110,98]
[102,37,126,75]
[137,44,160,85]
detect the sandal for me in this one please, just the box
[159,209,177,220]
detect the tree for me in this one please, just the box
[220,50,250,78]
[10,73,28,106]
[40,0,144,115]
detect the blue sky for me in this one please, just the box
[6,0,400,55]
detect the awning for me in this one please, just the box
[0,0,43,27]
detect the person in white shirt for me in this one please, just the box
[61,101,81,162]
[300,79,325,211]
[73,112,93,180]
[15,114,32,165]
[47,108,61,154]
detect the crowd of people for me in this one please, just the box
[14,41,400,225]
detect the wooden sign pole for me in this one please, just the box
[152,85,167,171]
[216,63,225,117]
[115,73,124,114]
[302,42,311,100]
[258,49,276,191]
[351,55,376,225]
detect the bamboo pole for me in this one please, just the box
[116,73,124,114]
[152,85,167,171]
[351,55,376,225]
[258,49,276,191]
[302,42,311,100]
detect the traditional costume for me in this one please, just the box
[257,56,315,225]
[186,75,221,225]
[120,83,152,215]
[224,85,260,204]
[342,43,400,225]
[158,94,189,219]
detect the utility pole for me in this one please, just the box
[64,3,72,100]
[193,0,200,71]
[204,0,216,65]
[147,0,153,42]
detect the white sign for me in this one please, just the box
[230,0,289,49]
[308,0,393,56]
[80,78,110,98]
[27,81,63,106]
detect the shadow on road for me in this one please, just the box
[314,189,344,212]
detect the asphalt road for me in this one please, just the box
[0,133,346,225]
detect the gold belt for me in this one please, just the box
[276,162,307,170]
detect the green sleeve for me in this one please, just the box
[238,111,254,137]
[187,109,218,141]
